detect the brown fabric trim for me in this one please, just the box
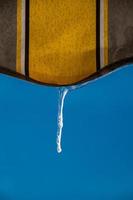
[0,57,132,87]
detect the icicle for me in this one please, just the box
[56,88,68,153]
[55,66,119,153]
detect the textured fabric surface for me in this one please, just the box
[109,0,133,63]
[29,0,96,85]
[0,0,16,70]
[0,0,133,85]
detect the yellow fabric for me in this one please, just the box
[104,0,108,66]
[16,0,22,73]
[29,0,96,85]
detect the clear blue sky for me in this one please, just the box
[0,64,133,199]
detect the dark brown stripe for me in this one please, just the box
[0,0,17,71]
[96,0,101,71]
[108,0,133,64]
[25,0,29,77]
